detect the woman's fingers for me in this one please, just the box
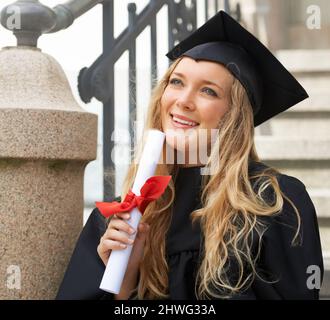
[97,238,127,266]
[110,217,136,236]
[113,212,131,220]
[100,238,127,251]
[98,217,150,266]
[98,212,135,265]
[104,228,135,245]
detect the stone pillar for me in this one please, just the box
[0,46,97,299]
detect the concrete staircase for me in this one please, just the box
[255,49,330,299]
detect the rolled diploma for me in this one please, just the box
[99,129,165,294]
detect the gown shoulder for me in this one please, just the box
[249,165,324,299]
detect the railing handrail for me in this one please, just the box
[0,0,102,46]
[104,0,167,66]
[49,0,103,33]
[78,0,169,104]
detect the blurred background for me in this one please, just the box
[0,0,329,298]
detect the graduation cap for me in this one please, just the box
[166,10,308,127]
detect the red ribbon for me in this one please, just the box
[95,175,172,218]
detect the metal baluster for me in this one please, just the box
[128,3,137,159]
[224,0,230,13]
[167,0,175,68]
[150,0,158,88]
[150,15,158,89]
[236,3,241,22]
[102,0,115,201]
[205,0,209,21]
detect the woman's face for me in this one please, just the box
[160,56,233,166]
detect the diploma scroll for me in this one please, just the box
[99,129,165,294]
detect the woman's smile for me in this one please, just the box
[170,113,200,129]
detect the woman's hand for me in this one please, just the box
[97,212,150,299]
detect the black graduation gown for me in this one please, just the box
[56,161,324,300]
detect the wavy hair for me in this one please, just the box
[115,57,301,299]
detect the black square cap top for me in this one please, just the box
[166,10,308,127]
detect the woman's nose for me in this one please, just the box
[176,89,196,110]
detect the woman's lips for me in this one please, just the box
[170,114,199,129]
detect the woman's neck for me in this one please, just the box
[174,148,206,168]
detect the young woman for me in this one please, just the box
[57,11,324,300]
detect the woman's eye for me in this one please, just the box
[169,78,182,86]
[202,87,218,97]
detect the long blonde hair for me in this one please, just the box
[116,57,301,299]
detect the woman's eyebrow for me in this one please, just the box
[172,72,225,93]
[203,80,225,94]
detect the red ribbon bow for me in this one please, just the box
[95,175,172,218]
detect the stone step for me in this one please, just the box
[320,253,330,300]
[254,71,330,136]
[275,50,330,74]
[255,138,330,161]
[309,189,330,218]
[323,251,330,270]
[259,73,330,136]
[267,50,330,138]
[263,162,330,190]
[320,268,330,299]
[319,227,330,256]
[287,74,330,113]
[255,114,330,138]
